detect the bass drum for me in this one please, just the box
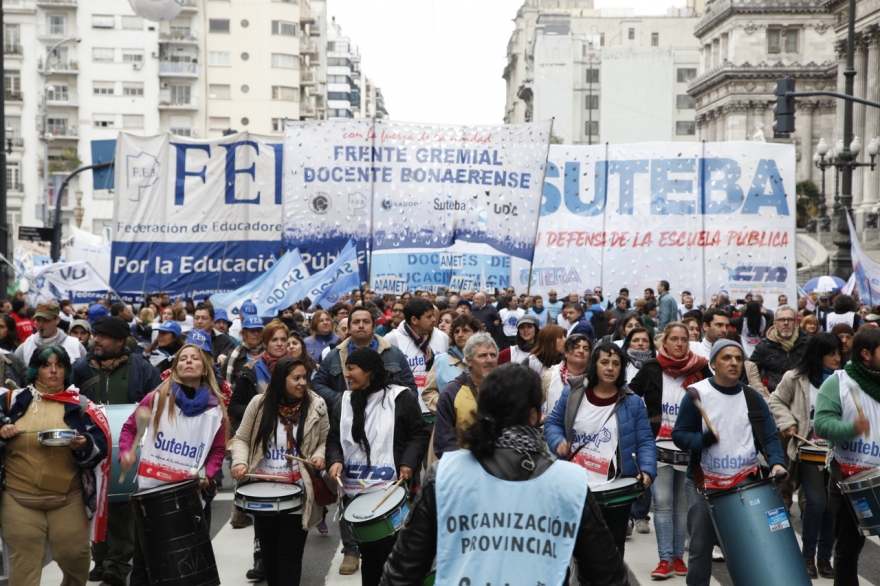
[101,404,140,502]
[707,478,811,586]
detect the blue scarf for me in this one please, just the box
[448,346,465,362]
[348,337,379,355]
[172,382,210,416]
[808,365,837,389]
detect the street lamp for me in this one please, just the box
[814,135,879,234]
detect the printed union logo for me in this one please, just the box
[309,192,331,215]
[382,197,418,211]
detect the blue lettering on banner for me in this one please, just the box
[153,431,204,460]
[840,439,880,457]
[703,451,758,470]
[344,463,395,481]
[541,158,790,217]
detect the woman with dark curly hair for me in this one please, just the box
[0,312,20,351]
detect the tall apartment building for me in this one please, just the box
[3,0,390,243]
[503,0,704,144]
[325,16,388,120]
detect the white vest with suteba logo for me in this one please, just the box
[435,449,587,585]
[385,323,449,413]
[832,370,880,478]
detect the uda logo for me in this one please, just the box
[126,151,160,202]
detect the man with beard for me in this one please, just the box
[15,301,86,364]
[70,316,162,586]
[831,323,855,365]
[750,305,811,393]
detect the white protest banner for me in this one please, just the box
[282,120,552,291]
[65,226,111,284]
[528,142,797,309]
[848,213,880,306]
[111,131,284,299]
[28,261,113,305]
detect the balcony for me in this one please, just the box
[160,29,198,43]
[300,103,315,117]
[170,128,199,138]
[300,39,318,55]
[179,0,197,10]
[301,6,317,24]
[47,97,78,107]
[46,126,78,140]
[4,44,22,57]
[37,25,79,40]
[41,60,79,75]
[159,62,198,76]
[159,98,197,110]
[6,182,23,194]
[9,137,23,148]
[36,0,77,6]
[300,71,315,85]
[4,90,22,102]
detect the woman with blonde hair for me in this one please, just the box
[119,343,230,586]
[305,310,339,366]
[800,314,820,335]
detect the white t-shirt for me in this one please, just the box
[499,308,525,337]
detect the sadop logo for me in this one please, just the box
[381,197,418,211]
[125,151,160,202]
[309,192,331,214]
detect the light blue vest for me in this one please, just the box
[435,449,587,586]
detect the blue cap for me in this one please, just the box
[186,329,212,353]
[213,308,231,324]
[242,315,265,330]
[87,304,109,325]
[156,320,182,336]
[240,300,258,316]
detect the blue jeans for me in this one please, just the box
[799,464,834,560]
[630,487,652,520]
[685,478,714,586]
[653,466,691,562]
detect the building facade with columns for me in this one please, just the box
[688,0,838,195]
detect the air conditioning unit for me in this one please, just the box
[132,62,142,70]
[161,81,169,89]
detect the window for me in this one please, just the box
[327,75,352,84]
[93,81,114,95]
[123,82,144,96]
[327,57,352,67]
[4,73,21,99]
[122,51,143,63]
[123,115,144,128]
[47,117,69,134]
[271,53,299,69]
[328,91,350,101]
[6,163,21,191]
[767,29,781,53]
[586,121,599,136]
[785,29,799,53]
[47,84,68,101]
[92,14,114,29]
[170,84,191,104]
[651,32,659,46]
[600,32,605,46]
[328,109,353,118]
[208,84,231,99]
[6,116,21,145]
[172,128,194,137]
[93,48,114,63]
[677,68,697,83]
[171,115,192,136]
[208,51,230,66]
[328,41,350,53]
[676,121,696,135]
[209,19,230,33]
[122,16,143,30]
[585,94,598,109]
[208,116,231,131]
[676,94,695,109]
[585,68,600,83]
[272,86,299,101]
[272,118,286,132]
[93,114,115,128]
[48,14,67,36]
[5,24,20,49]
[271,20,297,36]
[628,28,635,40]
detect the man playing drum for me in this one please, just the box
[815,326,879,584]
[672,339,787,586]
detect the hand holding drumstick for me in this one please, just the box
[685,388,719,441]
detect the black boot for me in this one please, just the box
[817,559,833,579]
[88,564,104,582]
[246,538,264,581]
[804,556,818,579]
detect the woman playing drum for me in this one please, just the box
[544,342,656,558]
[119,343,230,586]
[230,357,328,586]
[768,333,841,579]
[0,346,110,586]
[327,347,429,586]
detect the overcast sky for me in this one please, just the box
[329,0,686,125]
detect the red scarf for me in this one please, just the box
[261,351,285,374]
[656,347,709,388]
[559,360,576,386]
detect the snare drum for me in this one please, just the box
[343,485,410,542]
[234,482,303,516]
[591,477,644,508]
[37,429,78,447]
[797,445,828,466]
[656,440,689,466]
[840,465,880,536]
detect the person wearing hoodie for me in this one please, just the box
[15,301,86,365]
[750,305,811,393]
[496,314,538,366]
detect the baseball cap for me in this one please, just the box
[156,320,183,336]
[185,329,212,353]
[70,319,91,332]
[88,304,109,325]
[213,308,232,324]
[242,315,265,330]
[240,300,258,317]
[34,301,60,321]
[516,314,539,329]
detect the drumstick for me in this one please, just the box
[849,391,870,438]
[685,388,718,437]
[372,477,406,512]
[335,474,344,488]
[792,433,825,450]
[243,473,289,480]
[119,407,152,483]
[284,453,315,467]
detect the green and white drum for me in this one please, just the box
[423,570,435,586]
[343,485,409,542]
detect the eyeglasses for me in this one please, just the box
[76,310,88,315]
[776,318,796,324]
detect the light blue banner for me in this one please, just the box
[209,249,309,318]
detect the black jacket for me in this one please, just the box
[379,447,630,586]
[71,350,162,404]
[326,387,429,478]
[749,332,811,393]
[211,332,236,362]
[629,360,713,438]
